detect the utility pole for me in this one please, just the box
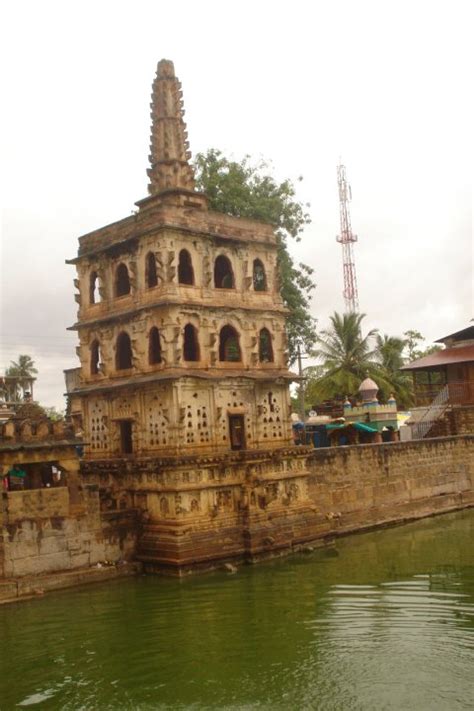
[336,162,359,313]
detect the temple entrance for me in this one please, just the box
[228,414,246,451]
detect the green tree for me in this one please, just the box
[304,312,382,404]
[374,334,413,408]
[43,406,65,421]
[403,329,424,361]
[403,330,442,362]
[193,149,316,363]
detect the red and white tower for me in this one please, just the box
[336,162,359,313]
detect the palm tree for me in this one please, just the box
[305,312,382,403]
[6,354,38,378]
[375,334,406,371]
[374,334,413,408]
[5,354,38,401]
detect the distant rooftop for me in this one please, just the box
[435,324,474,344]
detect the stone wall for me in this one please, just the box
[449,406,474,435]
[1,436,473,583]
[0,486,139,579]
[425,404,474,438]
[91,435,474,573]
[307,435,474,537]
[4,488,70,523]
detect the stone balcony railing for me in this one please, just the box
[0,418,75,443]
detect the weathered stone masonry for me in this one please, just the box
[64,59,319,572]
[1,434,472,596]
[1,484,138,580]
[306,435,474,538]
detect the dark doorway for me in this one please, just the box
[146,252,158,288]
[214,255,234,289]
[229,414,246,450]
[219,325,241,361]
[119,420,133,454]
[116,332,133,370]
[183,324,200,361]
[115,263,131,297]
[148,327,162,364]
[178,249,194,285]
[253,259,267,291]
[258,328,274,362]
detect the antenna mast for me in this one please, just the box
[336,162,359,313]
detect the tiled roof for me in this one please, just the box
[401,344,474,370]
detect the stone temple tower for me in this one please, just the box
[66,60,319,572]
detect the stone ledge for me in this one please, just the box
[0,561,141,606]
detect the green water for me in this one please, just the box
[1,511,473,710]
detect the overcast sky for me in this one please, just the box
[1,0,472,410]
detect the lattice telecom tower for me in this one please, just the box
[336,162,359,313]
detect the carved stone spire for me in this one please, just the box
[147,59,196,195]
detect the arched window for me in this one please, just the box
[148,327,162,365]
[145,252,158,288]
[178,249,194,285]
[183,324,200,362]
[219,325,241,362]
[253,259,267,291]
[90,340,101,375]
[115,263,131,297]
[259,328,274,363]
[214,255,235,289]
[116,332,133,370]
[89,271,100,304]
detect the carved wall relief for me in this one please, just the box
[160,496,169,516]
[167,251,176,282]
[215,489,233,511]
[89,399,110,452]
[155,250,166,282]
[202,252,212,287]
[256,387,288,442]
[145,390,170,448]
[180,389,212,446]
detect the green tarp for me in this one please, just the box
[352,422,378,433]
[325,422,378,434]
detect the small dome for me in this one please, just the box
[358,377,379,402]
[359,377,378,391]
